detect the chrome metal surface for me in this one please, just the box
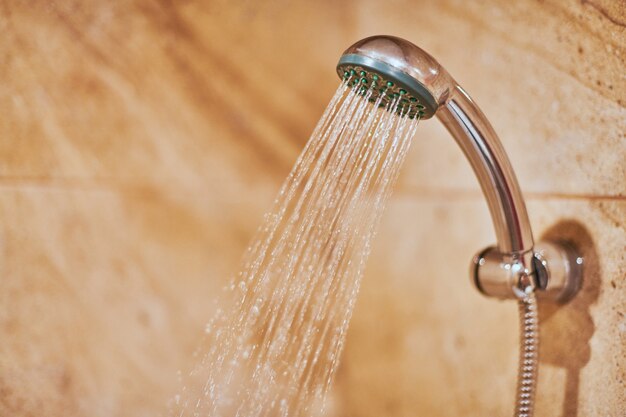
[438,86,534,255]
[471,242,583,303]
[532,242,583,302]
[339,35,455,109]
[471,247,537,300]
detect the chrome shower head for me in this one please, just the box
[336,35,454,120]
[338,35,533,258]
[336,35,581,304]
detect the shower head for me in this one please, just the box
[337,35,454,120]
[336,35,581,304]
[335,36,582,417]
[337,35,533,256]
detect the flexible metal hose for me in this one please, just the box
[514,292,539,417]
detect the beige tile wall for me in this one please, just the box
[0,0,623,416]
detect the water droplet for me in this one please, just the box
[242,346,251,359]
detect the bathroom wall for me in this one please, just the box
[0,0,623,416]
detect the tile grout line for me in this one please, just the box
[0,178,624,201]
[393,187,626,202]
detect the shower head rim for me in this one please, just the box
[336,53,438,119]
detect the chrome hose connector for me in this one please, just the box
[472,241,582,303]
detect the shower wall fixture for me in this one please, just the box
[336,36,583,417]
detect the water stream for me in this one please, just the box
[171,79,420,417]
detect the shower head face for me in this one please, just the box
[336,35,455,120]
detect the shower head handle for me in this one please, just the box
[337,36,581,302]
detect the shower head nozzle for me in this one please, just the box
[336,35,455,120]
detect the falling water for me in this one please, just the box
[171,78,420,417]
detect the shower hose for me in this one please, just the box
[514,291,539,417]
